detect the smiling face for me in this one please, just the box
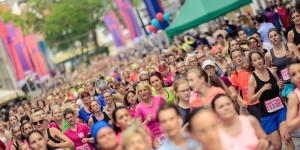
[103,92,113,104]
[158,108,181,137]
[28,132,47,150]
[291,11,300,25]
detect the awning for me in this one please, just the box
[0,90,25,107]
[166,0,252,37]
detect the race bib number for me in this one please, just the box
[78,132,84,138]
[264,97,284,113]
[280,68,290,81]
[157,133,168,144]
[76,143,90,150]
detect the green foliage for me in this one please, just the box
[0,8,28,32]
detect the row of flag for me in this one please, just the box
[0,18,49,87]
[103,0,166,49]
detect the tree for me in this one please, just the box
[0,8,28,32]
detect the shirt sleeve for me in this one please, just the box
[135,105,143,118]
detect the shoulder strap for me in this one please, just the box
[284,43,289,52]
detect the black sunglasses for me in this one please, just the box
[33,120,44,126]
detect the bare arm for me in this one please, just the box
[247,75,259,104]
[287,30,294,43]
[88,118,93,128]
[51,128,74,148]
[288,43,300,59]
[286,92,300,132]
[265,52,272,68]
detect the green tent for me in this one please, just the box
[166,0,252,37]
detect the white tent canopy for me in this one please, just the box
[0,90,24,107]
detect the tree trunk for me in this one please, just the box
[92,28,100,50]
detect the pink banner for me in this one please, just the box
[15,27,36,75]
[0,19,26,87]
[25,34,49,82]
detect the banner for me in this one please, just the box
[103,11,127,48]
[25,34,49,82]
[0,19,26,87]
[114,0,142,40]
[6,22,32,75]
[143,0,168,29]
[15,27,36,74]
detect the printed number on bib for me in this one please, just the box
[157,133,168,144]
[280,68,290,81]
[76,143,90,150]
[264,97,284,113]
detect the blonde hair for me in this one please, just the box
[186,53,196,63]
[121,123,151,150]
[173,79,189,105]
[30,112,45,123]
[135,81,153,100]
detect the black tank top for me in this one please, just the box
[92,112,110,123]
[253,69,283,118]
[293,28,300,46]
[47,128,60,143]
[13,141,20,150]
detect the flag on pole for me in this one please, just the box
[0,19,26,87]
[114,0,142,40]
[25,34,50,82]
[103,10,127,49]
[15,27,36,75]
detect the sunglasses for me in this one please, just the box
[33,120,44,126]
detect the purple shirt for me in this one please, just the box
[64,122,94,150]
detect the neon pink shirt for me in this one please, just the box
[64,122,94,150]
[219,115,259,150]
[128,107,135,118]
[130,73,139,82]
[135,96,166,136]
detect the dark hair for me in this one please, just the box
[37,100,46,108]
[20,122,32,141]
[211,94,227,111]
[27,130,55,150]
[167,54,176,59]
[254,15,264,23]
[9,115,19,122]
[112,106,128,133]
[34,108,45,113]
[63,108,74,118]
[251,31,261,38]
[248,36,259,43]
[157,103,181,122]
[237,29,246,35]
[268,28,281,38]
[187,107,207,131]
[132,81,140,92]
[288,9,300,25]
[80,91,90,99]
[176,57,184,62]
[288,59,300,76]
[247,50,265,72]
[217,34,224,39]
[228,39,239,51]
[115,82,125,90]
[123,90,138,107]
[149,72,168,87]
[20,115,30,124]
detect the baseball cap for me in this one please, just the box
[202,60,215,69]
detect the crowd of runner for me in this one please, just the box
[2,0,300,150]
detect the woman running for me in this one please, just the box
[173,79,191,126]
[265,28,300,98]
[248,50,294,150]
[157,103,201,150]
[211,46,232,77]
[78,91,93,124]
[88,100,110,128]
[230,49,260,119]
[51,107,69,132]
[288,10,300,50]
[174,61,188,80]
[63,108,94,150]
[30,112,74,148]
[27,130,54,150]
[286,59,300,132]
[135,81,167,144]
[212,94,270,150]
[149,72,174,103]
[10,124,24,150]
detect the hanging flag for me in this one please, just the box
[15,27,36,74]
[114,0,142,40]
[103,10,127,49]
[25,34,50,82]
[143,0,168,29]
[5,22,32,75]
[0,19,26,87]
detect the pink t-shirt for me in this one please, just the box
[219,115,259,150]
[135,96,166,136]
[49,122,61,131]
[64,122,94,150]
[128,107,135,118]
